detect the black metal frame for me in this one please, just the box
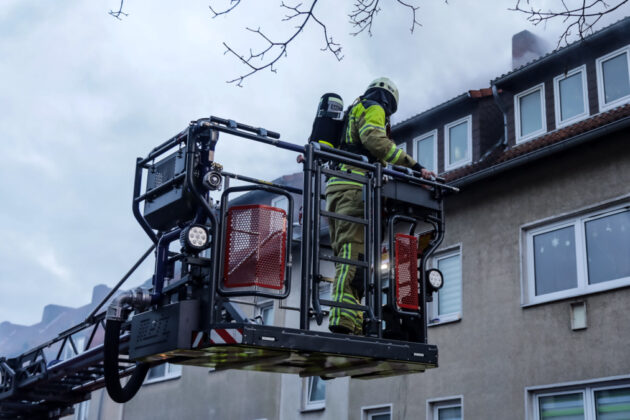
[0,115,458,419]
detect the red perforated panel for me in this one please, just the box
[224,204,287,290]
[395,233,419,311]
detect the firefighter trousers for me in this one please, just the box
[325,188,365,334]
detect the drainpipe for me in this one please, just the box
[492,84,509,147]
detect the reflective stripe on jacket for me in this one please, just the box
[326,99,418,193]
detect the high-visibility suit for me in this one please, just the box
[326,98,420,334]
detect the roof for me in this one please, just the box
[445,104,630,186]
[493,16,630,84]
[394,88,494,133]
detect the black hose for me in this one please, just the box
[104,320,149,403]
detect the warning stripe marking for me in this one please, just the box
[210,328,243,344]
[192,331,204,348]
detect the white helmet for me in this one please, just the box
[366,77,399,111]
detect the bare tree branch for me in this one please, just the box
[510,0,629,48]
[209,0,242,18]
[215,1,345,86]
[109,0,128,20]
[209,0,430,84]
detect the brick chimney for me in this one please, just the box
[512,30,550,69]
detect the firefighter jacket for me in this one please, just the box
[326,98,418,194]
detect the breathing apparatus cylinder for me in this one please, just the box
[309,93,345,149]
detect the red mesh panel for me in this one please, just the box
[224,205,287,290]
[395,233,419,311]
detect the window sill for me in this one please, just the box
[143,373,182,386]
[522,283,630,308]
[300,405,325,413]
[428,314,462,327]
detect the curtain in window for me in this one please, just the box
[595,387,630,419]
[438,406,462,420]
[437,254,461,316]
[539,393,584,420]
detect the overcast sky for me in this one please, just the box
[1,0,627,326]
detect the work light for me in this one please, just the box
[426,268,444,291]
[181,225,210,250]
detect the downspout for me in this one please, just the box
[492,84,509,147]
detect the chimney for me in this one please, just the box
[512,30,550,69]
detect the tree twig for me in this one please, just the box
[109,0,128,20]
[510,0,629,48]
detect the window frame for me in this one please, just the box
[596,44,630,112]
[515,83,547,144]
[553,65,589,128]
[526,377,630,420]
[444,116,472,171]
[271,195,289,213]
[144,362,182,385]
[301,376,326,412]
[427,396,464,420]
[74,400,90,420]
[428,246,462,326]
[413,129,438,173]
[522,201,630,306]
[361,403,393,420]
[257,299,275,325]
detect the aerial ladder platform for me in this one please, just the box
[0,116,458,419]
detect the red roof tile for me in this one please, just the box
[444,104,630,183]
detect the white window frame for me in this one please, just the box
[515,83,547,143]
[526,376,630,420]
[257,299,275,325]
[596,45,630,112]
[444,116,472,171]
[413,129,438,173]
[427,396,464,420]
[74,400,90,420]
[271,195,289,213]
[361,403,393,420]
[301,376,326,411]
[428,246,462,326]
[553,65,589,128]
[522,200,630,306]
[144,362,182,385]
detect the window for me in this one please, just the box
[597,45,630,111]
[362,404,392,420]
[554,65,589,128]
[414,130,437,173]
[515,83,546,143]
[428,397,463,420]
[523,203,630,305]
[319,280,332,311]
[63,336,85,360]
[302,376,326,411]
[271,195,288,212]
[145,363,182,384]
[444,117,472,170]
[529,380,630,420]
[75,400,89,420]
[429,248,462,324]
[257,300,274,325]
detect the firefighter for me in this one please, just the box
[327,77,436,335]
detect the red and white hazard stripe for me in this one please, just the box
[210,328,243,344]
[191,331,206,349]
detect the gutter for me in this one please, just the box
[450,115,630,188]
[394,93,469,133]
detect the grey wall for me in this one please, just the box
[346,129,630,419]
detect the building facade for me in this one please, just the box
[54,17,630,420]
